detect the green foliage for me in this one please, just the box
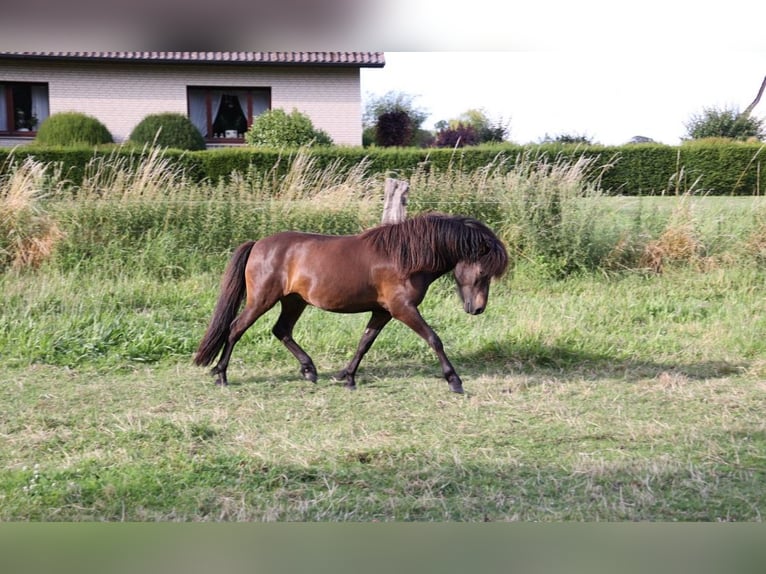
[245,108,332,148]
[500,153,613,278]
[362,126,376,147]
[34,112,113,147]
[684,106,765,141]
[129,113,206,151]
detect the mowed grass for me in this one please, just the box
[1,268,764,521]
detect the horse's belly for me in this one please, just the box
[285,271,377,313]
[306,283,380,313]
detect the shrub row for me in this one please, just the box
[1,141,764,195]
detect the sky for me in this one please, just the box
[360,52,766,146]
[0,0,763,148]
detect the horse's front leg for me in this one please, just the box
[334,311,392,389]
[391,304,464,394]
[272,295,317,383]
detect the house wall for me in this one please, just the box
[0,60,363,145]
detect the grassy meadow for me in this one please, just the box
[1,150,765,521]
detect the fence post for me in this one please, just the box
[381,178,409,224]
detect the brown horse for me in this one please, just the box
[194,213,508,393]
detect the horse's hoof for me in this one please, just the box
[344,382,357,391]
[332,369,348,382]
[448,379,464,393]
[301,366,317,383]
[447,374,464,394]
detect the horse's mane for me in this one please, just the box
[361,213,508,276]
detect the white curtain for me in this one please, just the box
[236,92,248,127]
[0,86,6,131]
[30,85,49,129]
[211,91,223,134]
[188,90,208,136]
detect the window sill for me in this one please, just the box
[205,138,246,148]
[0,135,35,147]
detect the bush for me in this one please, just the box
[434,123,480,148]
[129,113,206,151]
[684,106,765,141]
[245,108,332,147]
[374,110,413,147]
[35,112,113,147]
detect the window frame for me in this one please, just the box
[0,82,50,137]
[187,86,271,144]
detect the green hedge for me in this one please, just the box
[1,142,764,195]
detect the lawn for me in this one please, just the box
[1,269,764,521]
[2,153,764,521]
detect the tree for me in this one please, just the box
[684,75,766,141]
[364,91,428,147]
[684,106,765,141]
[434,123,479,148]
[375,110,413,147]
[452,109,509,143]
[434,109,510,147]
[539,132,595,145]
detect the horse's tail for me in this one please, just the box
[194,240,256,367]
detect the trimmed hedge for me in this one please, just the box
[129,113,206,151]
[1,142,764,195]
[34,112,113,147]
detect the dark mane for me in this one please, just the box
[361,213,508,276]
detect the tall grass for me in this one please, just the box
[2,146,766,278]
[50,148,383,277]
[0,156,65,270]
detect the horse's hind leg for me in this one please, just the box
[212,300,272,386]
[272,295,317,383]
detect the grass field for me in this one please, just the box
[1,152,765,521]
[1,268,764,521]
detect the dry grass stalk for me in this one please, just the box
[745,220,766,264]
[641,223,704,273]
[1,157,65,270]
[640,194,706,273]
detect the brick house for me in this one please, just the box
[0,51,385,147]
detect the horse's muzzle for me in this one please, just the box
[464,302,485,315]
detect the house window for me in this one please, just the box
[0,83,49,135]
[187,87,270,141]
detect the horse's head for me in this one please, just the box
[454,260,492,315]
[453,229,508,315]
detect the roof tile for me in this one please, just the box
[0,51,385,67]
